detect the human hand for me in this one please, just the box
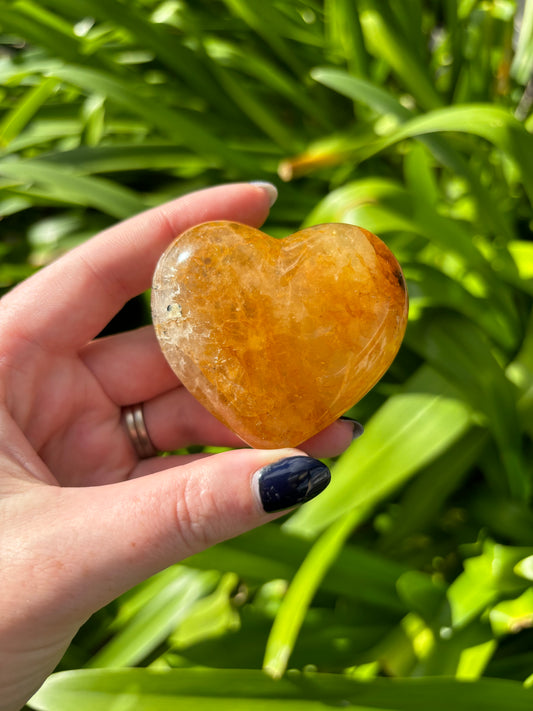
[0,182,358,710]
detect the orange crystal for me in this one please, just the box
[152,221,408,448]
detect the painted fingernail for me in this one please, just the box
[250,181,278,207]
[255,456,330,513]
[339,416,364,440]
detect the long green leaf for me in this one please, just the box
[377,427,488,552]
[285,366,473,538]
[29,668,533,711]
[222,0,312,74]
[263,510,360,678]
[511,0,533,85]
[0,160,143,218]
[85,568,216,668]
[369,105,533,205]
[358,0,443,110]
[47,65,255,170]
[324,0,368,77]
[408,313,528,500]
[0,76,58,147]
[202,37,328,126]
[32,144,212,174]
[310,68,520,237]
[0,5,96,65]
[209,63,298,150]
[59,0,234,113]
[188,524,406,612]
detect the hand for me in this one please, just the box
[0,182,356,710]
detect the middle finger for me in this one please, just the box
[142,386,357,458]
[81,326,178,405]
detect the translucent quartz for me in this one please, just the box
[152,221,408,448]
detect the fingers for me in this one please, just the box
[143,389,358,456]
[35,449,330,619]
[81,326,361,456]
[142,386,244,451]
[300,418,362,458]
[126,381,358,457]
[80,326,178,405]
[2,182,276,353]
[128,413,360,477]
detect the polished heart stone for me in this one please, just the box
[152,221,408,448]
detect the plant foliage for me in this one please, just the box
[1,0,533,708]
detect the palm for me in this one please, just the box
[25,350,135,486]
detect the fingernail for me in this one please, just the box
[339,416,364,440]
[250,181,278,207]
[255,456,330,513]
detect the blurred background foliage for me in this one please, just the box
[1,0,533,709]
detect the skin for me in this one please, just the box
[0,183,354,711]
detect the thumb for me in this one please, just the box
[52,448,331,616]
[1,450,329,710]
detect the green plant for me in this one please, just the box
[1,0,533,708]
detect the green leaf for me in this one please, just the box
[169,572,240,649]
[0,75,58,147]
[67,0,232,111]
[407,313,528,500]
[509,240,533,282]
[421,621,497,679]
[396,571,447,624]
[447,541,533,629]
[378,427,488,551]
[47,65,255,170]
[85,567,216,668]
[324,0,368,77]
[470,493,533,546]
[405,263,519,352]
[490,587,533,636]
[202,37,326,126]
[285,366,473,538]
[263,510,360,679]
[0,160,144,218]
[310,68,522,237]
[358,0,443,110]
[372,105,533,206]
[511,0,533,85]
[1,119,84,155]
[188,523,407,612]
[208,62,298,150]
[403,142,439,210]
[29,668,533,711]
[0,4,95,65]
[221,0,312,75]
[33,144,212,175]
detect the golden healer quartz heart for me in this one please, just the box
[152,221,408,448]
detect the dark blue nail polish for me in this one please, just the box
[339,416,364,440]
[256,456,331,513]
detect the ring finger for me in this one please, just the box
[81,326,179,405]
[142,386,245,452]
[140,386,358,460]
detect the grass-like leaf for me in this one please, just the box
[286,366,473,538]
[85,567,216,669]
[2,1,532,702]
[29,668,533,711]
[0,160,144,218]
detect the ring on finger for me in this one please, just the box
[122,403,158,459]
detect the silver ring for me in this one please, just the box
[122,403,157,459]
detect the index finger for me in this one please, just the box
[3,182,276,352]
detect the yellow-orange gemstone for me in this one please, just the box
[152,221,408,448]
